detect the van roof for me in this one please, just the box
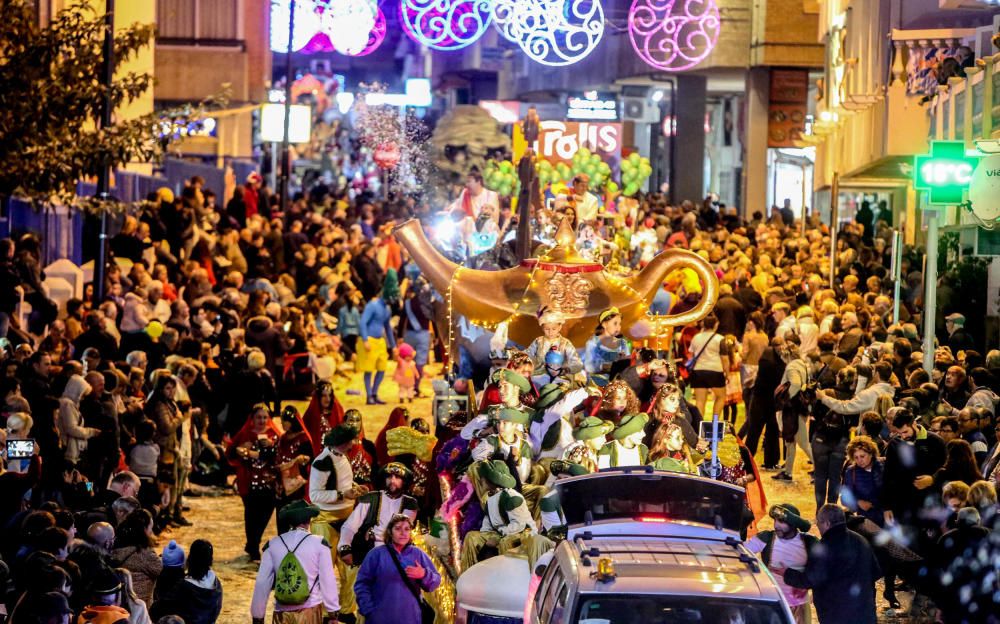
[563,535,783,602]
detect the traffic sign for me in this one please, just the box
[914,140,979,205]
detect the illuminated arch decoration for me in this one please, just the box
[628,0,720,72]
[324,0,378,56]
[492,0,605,67]
[400,0,494,51]
[270,0,321,53]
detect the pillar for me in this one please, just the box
[673,74,707,204]
[743,67,770,219]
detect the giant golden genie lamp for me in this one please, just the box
[394,217,719,347]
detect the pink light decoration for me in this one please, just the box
[628,0,721,72]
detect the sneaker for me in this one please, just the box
[373,398,386,405]
[172,516,193,527]
[771,471,793,481]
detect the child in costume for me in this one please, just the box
[393,342,419,403]
[525,310,583,376]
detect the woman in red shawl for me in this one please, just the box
[375,407,410,466]
[302,380,345,456]
[275,405,314,532]
[225,404,281,561]
[344,408,378,492]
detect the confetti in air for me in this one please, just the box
[354,82,431,196]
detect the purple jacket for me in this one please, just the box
[354,544,441,624]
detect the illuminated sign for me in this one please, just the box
[914,140,979,205]
[513,120,622,175]
[567,91,618,121]
[260,104,312,143]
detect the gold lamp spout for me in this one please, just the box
[630,248,719,327]
[392,219,461,296]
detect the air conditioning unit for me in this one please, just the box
[622,97,661,124]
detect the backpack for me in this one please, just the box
[274,534,317,605]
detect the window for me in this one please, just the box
[535,563,564,620]
[157,0,241,44]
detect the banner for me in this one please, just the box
[513,120,623,176]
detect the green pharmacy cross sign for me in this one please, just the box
[914,141,980,205]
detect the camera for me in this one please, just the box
[6,439,35,459]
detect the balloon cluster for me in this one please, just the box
[534,159,571,187]
[483,160,521,197]
[620,152,652,196]
[569,148,613,192]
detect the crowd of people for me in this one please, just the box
[0,163,997,624]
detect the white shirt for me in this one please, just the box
[746,533,810,607]
[690,331,725,373]
[251,528,340,617]
[338,492,417,551]
[483,488,537,535]
[309,447,355,512]
[597,441,642,469]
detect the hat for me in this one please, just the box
[538,309,565,326]
[496,407,532,426]
[535,383,567,411]
[769,503,811,532]
[162,540,185,568]
[479,460,517,489]
[945,313,965,326]
[281,405,301,421]
[599,307,620,325]
[89,566,123,595]
[379,461,413,483]
[278,500,320,526]
[398,343,415,359]
[612,412,649,440]
[544,349,565,368]
[549,460,589,478]
[323,424,358,448]
[494,368,531,393]
[574,416,614,440]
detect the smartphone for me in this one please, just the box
[6,439,36,459]
[85,481,94,493]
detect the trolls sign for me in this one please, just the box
[513,120,622,176]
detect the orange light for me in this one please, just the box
[638,516,668,523]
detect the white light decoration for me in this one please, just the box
[270,0,321,53]
[260,104,313,143]
[493,0,604,66]
[322,0,377,56]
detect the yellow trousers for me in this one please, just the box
[460,530,554,574]
[310,507,355,615]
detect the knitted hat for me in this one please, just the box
[535,383,566,411]
[496,407,532,426]
[398,342,415,359]
[161,540,185,568]
[574,416,613,441]
[494,368,531,393]
[479,459,517,489]
[769,503,811,533]
[612,412,649,440]
[323,424,358,448]
[278,500,320,527]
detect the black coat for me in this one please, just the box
[713,295,747,340]
[734,286,763,314]
[882,430,947,520]
[748,346,784,419]
[784,523,881,624]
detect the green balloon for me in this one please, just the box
[578,147,592,159]
[624,183,640,196]
[628,153,641,165]
[599,162,611,174]
[607,181,619,193]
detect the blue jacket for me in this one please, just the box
[337,305,361,338]
[359,298,395,348]
[354,544,441,624]
[841,459,885,526]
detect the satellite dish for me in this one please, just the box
[968,154,1000,229]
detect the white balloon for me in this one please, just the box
[270,0,321,53]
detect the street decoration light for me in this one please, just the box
[628,0,721,72]
[493,0,605,67]
[400,0,494,50]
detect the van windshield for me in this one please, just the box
[575,595,790,624]
[556,472,746,532]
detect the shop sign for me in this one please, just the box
[513,120,622,175]
[968,153,1000,223]
[566,91,618,121]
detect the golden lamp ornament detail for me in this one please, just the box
[393,217,718,346]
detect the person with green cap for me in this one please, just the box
[471,407,534,484]
[462,367,534,442]
[560,416,614,474]
[598,412,650,468]
[357,269,399,405]
[539,460,590,538]
[459,460,554,572]
[309,424,364,619]
[745,503,816,624]
[529,383,592,462]
[251,500,340,624]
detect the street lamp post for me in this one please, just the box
[279,0,295,213]
[94,0,115,302]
